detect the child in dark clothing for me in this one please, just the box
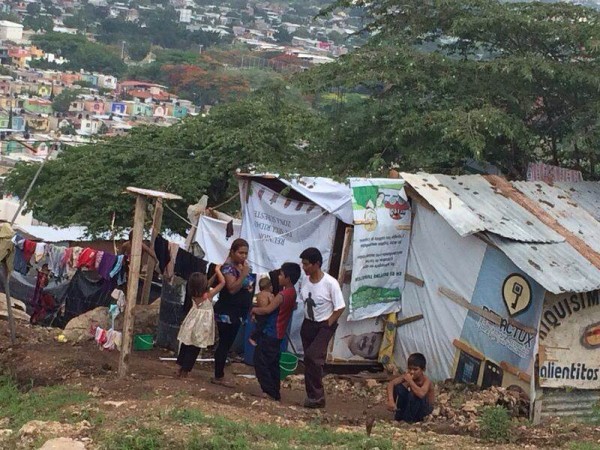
[249,277,274,346]
[386,353,435,423]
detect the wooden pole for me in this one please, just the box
[140,198,163,305]
[118,194,146,378]
[3,262,15,345]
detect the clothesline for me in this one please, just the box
[11,233,125,284]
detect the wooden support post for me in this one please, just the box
[3,262,15,345]
[118,187,182,379]
[118,194,146,378]
[140,198,163,305]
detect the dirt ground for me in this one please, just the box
[1,323,600,449]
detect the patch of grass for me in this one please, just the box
[479,405,512,443]
[170,408,400,449]
[0,375,90,429]
[100,427,166,450]
[570,442,600,450]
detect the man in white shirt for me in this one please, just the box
[299,247,345,408]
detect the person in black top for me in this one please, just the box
[212,238,254,387]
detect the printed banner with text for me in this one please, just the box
[348,178,411,321]
[239,180,338,272]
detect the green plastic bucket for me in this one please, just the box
[134,334,154,351]
[279,351,298,380]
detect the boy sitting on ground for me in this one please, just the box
[386,353,435,423]
[249,277,275,346]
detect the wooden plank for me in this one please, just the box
[453,339,484,360]
[500,361,531,383]
[405,274,424,287]
[337,227,353,285]
[118,194,146,378]
[140,198,163,305]
[396,314,424,327]
[440,286,502,326]
[439,286,536,335]
[125,187,182,200]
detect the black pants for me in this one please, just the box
[177,343,201,372]
[254,333,281,400]
[393,383,432,423]
[214,320,241,379]
[300,319,337,401]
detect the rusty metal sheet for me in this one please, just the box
[486,233,600,294]
[435,175,563,243]
[513,181,600,255]
[555,181,600,221]
[400,172,486,237]
[539,388,600,421]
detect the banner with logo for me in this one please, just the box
[239,180,338,272]
[348,178,411,321]
[458,246,545,382]
[538,290,600,389]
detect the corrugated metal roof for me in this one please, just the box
[514,181,600,255]
[403,173,600,294]
[402,173,564,243]
[555,181,600,221]
[400,172,485,237]
[485,233,600,294]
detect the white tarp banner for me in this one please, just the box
[239,180,338,272]
[195,215,241,264]
[347,178,411,321]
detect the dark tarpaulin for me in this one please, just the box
[53,270,114,327]
[156,281,187,352]
[0,265,70,316]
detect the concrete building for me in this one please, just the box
[0,20,23,41]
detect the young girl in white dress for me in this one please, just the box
[176,266,225,378]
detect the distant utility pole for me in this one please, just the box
[121,41,126,60]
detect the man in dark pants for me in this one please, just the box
[299,248,345,409]
[252,263,301,400]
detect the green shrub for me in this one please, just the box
[479,406,512,443]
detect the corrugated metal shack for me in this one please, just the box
[394,173,600,422]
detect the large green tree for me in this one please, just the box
[4,83,327,233]
[305,0,600,177]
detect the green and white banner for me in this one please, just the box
[348,178,411,321]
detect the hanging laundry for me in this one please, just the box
[77,247,97,270]
[0,223,15,272]
[30,266,50,325]
[34,242,47,263]
[11,234,27,275]
[98,252,117,280]
[174,248,207,280]
[94,326,107,346]
[23,239,36,262]
[226,220,234,239]
[103,329,121,351]
[95,250,105,270]
[47,244,65,279]
[109,255,124,279]
[154,234,170,273]
[61,247,72,268]
[64,247,83,278]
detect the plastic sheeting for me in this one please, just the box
[281,176,353,224]
[239,180,338,272]
[54,270,114,326]
[0,267,70,315]
[394,203,487,381]
[195,215,241,264]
